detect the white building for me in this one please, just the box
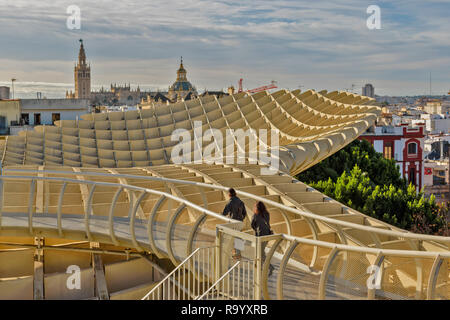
[18,98,90,126]
[360,125,425,190]
[423,161,448,186]
[417,113,450,134]
[424,100,446,114]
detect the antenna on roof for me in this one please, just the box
[11,78,17,99]
[429,72,432,96]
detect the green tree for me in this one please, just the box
[298,139,406,189]
[299,140,448,235]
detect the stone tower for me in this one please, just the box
[74,39,91,99]
[176,57,187,81]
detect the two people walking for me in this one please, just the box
[222,188,275,276]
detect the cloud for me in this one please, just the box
[0,0,449,97]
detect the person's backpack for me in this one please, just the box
[236,200,246,221]
[262,213,273,235]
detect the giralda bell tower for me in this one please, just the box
[74,39,91,99]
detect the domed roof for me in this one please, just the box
[172,80,194,92]
[170,57,196,93]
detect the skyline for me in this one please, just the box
[1,0,450,98]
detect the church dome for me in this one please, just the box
[169,57,197,97]
[172,80,195,92]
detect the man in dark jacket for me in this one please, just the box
[222,188,247,259]
[222,188,247,221]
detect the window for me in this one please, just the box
[21,113,29,125]
[408,142,417,155]
[52,113,60,124]
[383,141,393,160]
[409,167,416,186]
[34,113,41,125]
[0,116,6,134]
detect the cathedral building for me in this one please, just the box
[91,83,146,106]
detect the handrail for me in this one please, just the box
[1,174,449,258]
[0,174,448,300]
[282,232,450,259]
[0,175,235,225]
[3,168,449,244]
[142,247,202,300]
[196,261,241,300]
[217,223,450,301]
[0,174,235,264]
[220,223,450,260]
[142,246,216,300]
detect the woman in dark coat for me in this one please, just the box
[251,201,275,276]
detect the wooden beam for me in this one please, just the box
[35,165,45,213]
[33,237,44,300]
[91,243,109,300]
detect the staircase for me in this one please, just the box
[142,246,255,300]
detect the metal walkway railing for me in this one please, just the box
[2,168,449,248]
[0,173,449,300]
[196,260,253,300]
[142,246,216,300]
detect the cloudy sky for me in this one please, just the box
[0,0,449,98]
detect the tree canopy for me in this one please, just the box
[297,139,448,235]
[298,139,406,189]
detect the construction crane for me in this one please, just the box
[238,78,243,93]
[345,84,356,93]
[238,79,278,94]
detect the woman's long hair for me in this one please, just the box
[256,201,269,217]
